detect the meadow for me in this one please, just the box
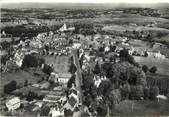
[44,55,70,73]
[0,69,46,95]
[134,56,169,76]
[113,99,169,116]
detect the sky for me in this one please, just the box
[1,0,169,3]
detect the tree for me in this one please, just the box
[1,41,10,50]
[26,91,38,101]
[42,64,53,75]
[68,39,73,45]
[109,56,115,63]
[135,85,144,99]
[96,106,107,116]
[39,58,45,67]
[119,49,139,67]
[144,51,148,57]
[142,65,148,73]
[98,46,104,52]
[69,63,77,74]
[24,80,28,87]
[4,80,17,94]
[98,80,112,97]
[129,86,137,99]
[143,87,150,99]
[67,74,76,88]
[40,106,50,116]
[101,62,113,78]
[108,89,121,107]
[109,45,116,52]
[121,83,131,99]
[93,61,101,75]
[149,86,159,100]
[22,54,39,68]
[119,48,129,58]
[82,73,97,99]
[127,55,137,66]
[79,54,84,68]
[1,55,10,65]
[149,66,157,73]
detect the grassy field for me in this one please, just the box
[102,24,169,33]
[0,69,46,95]
[113,99,169,116]
[128,40,151,48]
[153,35,169,43]
[134,56,169,76]
[44,55,70,73]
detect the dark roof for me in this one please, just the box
[69,89,77,95]
[68,97,77,107]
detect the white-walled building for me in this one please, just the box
[50,72,72,84]
[72,43,81,49]
[58,73,72,84]
[6,97,21,111]
[147,51,166,59]
[14,50,25,67]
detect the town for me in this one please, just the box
[1,2,169,116]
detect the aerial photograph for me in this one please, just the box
[0,0,169,116]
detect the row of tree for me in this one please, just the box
[142,65,157,74]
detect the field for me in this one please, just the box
[153,35,169,43]
[44,55,70,73]
[103,25,169,33]
[128,40,151,48]
[0,37,20,43]
[134,56,169,76]
[113,99,169,116]
[0,69,46,95]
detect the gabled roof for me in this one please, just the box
[58,73,72,78]
[68,96,77,107]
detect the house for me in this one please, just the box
[40,82,50,89]
[63,84,79,111]
[59,23,67,32]
[43,94,61,103]
[6,97,21,111]
[50,72,59,83]
[53,86,63,91]
[93,34,102,40]
[63,95,78,111]
[49,107,64,117]
[32,101,44,111]
[94,76,101,88]
[14,50,25,67]
[152,42,167,49]
[29,39,43,49]
[58,73,72,84]
[50,72,71,84]
[104,46,110,52]
[59,23,75,32]
[32,83,40,88]
[147,51,166,59]
[67,27,75,31]
[72,43,81,49]
[59,96,67,103]
[34,101,43,108]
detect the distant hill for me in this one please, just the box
[1,3,169,9]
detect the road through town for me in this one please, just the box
[72,49,83,105]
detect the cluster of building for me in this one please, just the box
[4,83,80,117]
[1,22,169,116]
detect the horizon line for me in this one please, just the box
[2,2,169,4]
[1,0,169,4]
